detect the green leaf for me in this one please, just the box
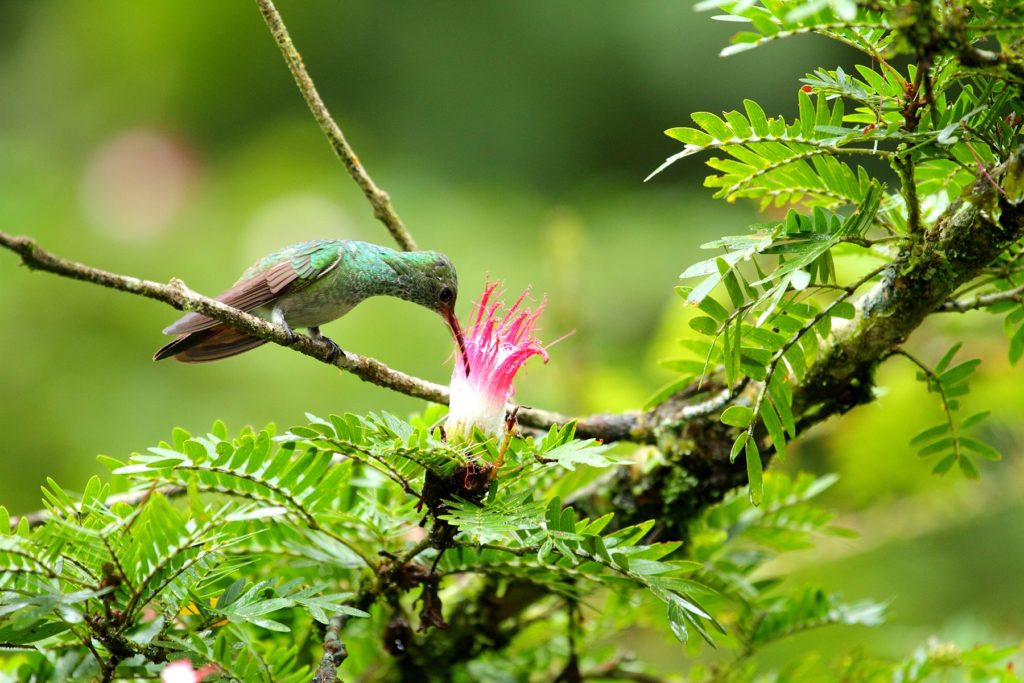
[718,258,746,308]
[687,272,722,305]
[767,379,796,437]
[918,437,955,457]
[724,319,742,384]
[691,111,733,140]
[1009,322,1024,365]
[96,454,125,471]
[744,99,770,136]
[698,296,731,322]
[746,440,763,506]
[211,419,229,440]
[721,405,754,428]
[760,402,788,462]
[546,497,563,532]
[658,359,708,374]
[959,436,1001,461]
[932,453,957,475]
[667,600,688,643]
[219,578,246,608]
[730,433,749,463]
[665,127,714,147]
[960,411,991,430]
[689,316,720,335]
[829,301,856,319]
[935,342,963,374]
[958,455,980,479]
[938,359,981,385]
[559,507,577,535]
[910,423,950,446]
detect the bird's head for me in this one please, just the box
[388,250,468,369]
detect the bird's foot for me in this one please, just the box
[309,327,347,363]
[322,337,346,363]
[273,309,299,346]
[280,323,298,346]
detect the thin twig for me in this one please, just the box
[9,484,186,530]
[0,231,647,444]
[937,282,1024,311]
[896,154,922,237]
[311,615,348,683]
[0,229,444,392]
[254,0,418,252]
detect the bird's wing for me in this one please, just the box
[154,326,268,362]
[163,241,345,335]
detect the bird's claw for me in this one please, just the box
[281,327,298,346]
[309,327,345,362]
[322,337,346,363]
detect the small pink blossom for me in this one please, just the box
[447,282,557,440]
[161,659,217,683]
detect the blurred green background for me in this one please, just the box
[0,0,1020,674]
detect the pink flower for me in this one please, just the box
[161,659,217,683]
[446,282,557,440]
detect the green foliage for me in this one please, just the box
[650,93,879,209]
[0,413,692,680]
[651,0,1024,505]
[981,254,1024,364]
[904,345,1002,478]
[5,0,1024,680]
[0,416,910,681]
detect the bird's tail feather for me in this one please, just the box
[153,326,267,363]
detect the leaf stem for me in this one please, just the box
[891,349,960,461]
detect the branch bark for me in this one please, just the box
[254,0,418,252]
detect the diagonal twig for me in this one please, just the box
[0,230,645,443]
[254,0,418,252]
[0,230,443,395]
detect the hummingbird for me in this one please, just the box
[154,239,467,365]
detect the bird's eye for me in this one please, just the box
[439,287,454,303]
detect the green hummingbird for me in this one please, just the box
[154,239,467,364]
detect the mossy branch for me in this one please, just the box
[424,153,1024,670]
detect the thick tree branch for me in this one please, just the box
[413,152,1024,670]
[254,0,417,252]
[796,162,1024,414]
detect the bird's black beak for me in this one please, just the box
[444,307,470,375]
